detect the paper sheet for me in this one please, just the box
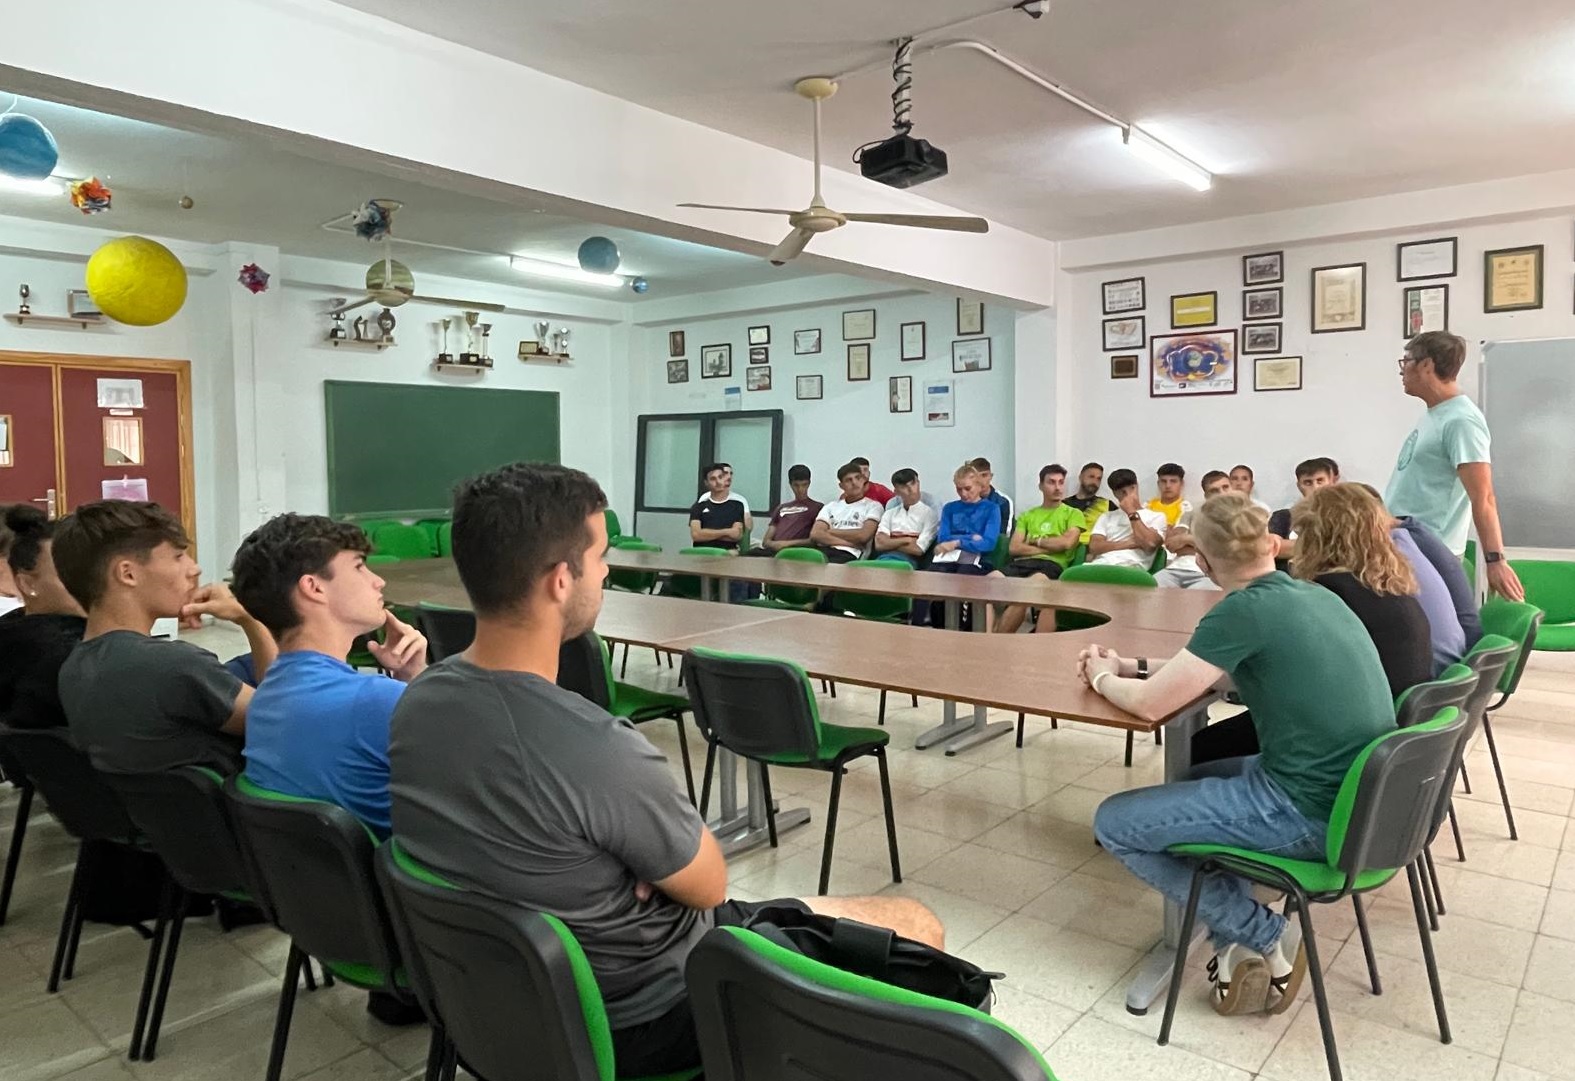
[102,477,150,501]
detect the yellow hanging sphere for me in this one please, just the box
[85,236,188,326]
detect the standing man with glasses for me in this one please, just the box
[1386,331,1523,601]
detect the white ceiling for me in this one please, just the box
[0,93,815,299]
[325,0,1575,239]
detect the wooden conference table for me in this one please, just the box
[378,555,1217,1015]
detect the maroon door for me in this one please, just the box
[58,366,187,526]
[0,362,62,518]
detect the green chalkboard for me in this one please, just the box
[324,380,560,518]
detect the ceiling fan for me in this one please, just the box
[679,77,989,265]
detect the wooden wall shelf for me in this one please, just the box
[328,337,394,350]
[520,352,572,365]
[5,312,109,330]
[433,361,489,375]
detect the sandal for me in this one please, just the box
[1267,935,1308,1014]
[1209,947,1271,1016]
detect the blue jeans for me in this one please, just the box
[1092,756,1326,953]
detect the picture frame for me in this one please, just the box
[1102,315,1145,351]
[1170,291,1218,329]
[746,365,772,391]
[1110,354,1139,379]
[666,358,688,384]
[1310,263,1366,333]
[1241,322,1283,355]
[1150,330,1238,398]
[1254,355,1302,392]
[1101,277,1145,314]
[748,345,769,364]
[1396,238,1458,282]
[793,328,822,355]
[951,338,992,373]
[795,373,823,400]
[1403,283,1449,339]
[1242,251,1284,286]
[699,343,732,378]
[889,375,913,413]
[923,378,955,427]
[900,320,927,361]
[747,325,771,346]
[957,298,984,335]
[842,308,876,341]
[667,330,685,357]
[1484,245,1544,312]
[1242,287,1283,321]
[846,343,871,381]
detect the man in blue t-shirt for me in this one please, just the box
[231,514,428,838]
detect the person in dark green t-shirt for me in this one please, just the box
[991,464,1084,635]
[1082,494,1395,1018]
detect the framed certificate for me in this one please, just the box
[900,320,926,361]
[1484,245,1543,312]
[1403,284,1449,338]
[1254,356,1302,392]
[842,308,876,341]
[847,343,871,381]
[956,298,984,335]
[1170,291,1218,329]
[1396,238,1457,282]
[793,328,822,355]
[951,338,992,373]
[1101,277,1145,314]
[1102,316,1145,351]
[747,325,770,346]
[1310,263,1366,333]
[795,373,822,400]
[889,375,913,413]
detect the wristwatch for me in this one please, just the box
[1484,551,1504,564]
[1136,657,1149,680]
[1127,512,1140,522]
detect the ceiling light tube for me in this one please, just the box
[0,175,65,196]
[1122,126,1212,191]
[508,256,625,288]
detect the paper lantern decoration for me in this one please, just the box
[0,114,59,180]
[86,236,188,326]
[577,236,620,274]
[68,177,112,214]
[630,276,649,294]
[238,262,270,294]
[351,199,397,240]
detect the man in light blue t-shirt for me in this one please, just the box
[1385,331,1524,601]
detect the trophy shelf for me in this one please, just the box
[5,312,110,330]
[328,337,394,350]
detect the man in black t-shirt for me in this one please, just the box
[688,463,748,552]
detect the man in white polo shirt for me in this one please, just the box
[809,462,883,564]
[873,468,938,568]
[1088,468,1167,570]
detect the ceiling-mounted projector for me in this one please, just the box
[855,38,949,190]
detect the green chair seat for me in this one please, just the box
[1532,622,1575,651]
[667,547,729,600]
[1054,563,1155,633]
[1509,559,1575,650]
[435,521,454,557]
[415,519,447,553]
[611,682,688,723]
[1170,843,1399,895]
[830,559,912,622]
[608,541,662,594]
[324,960,410,990]
[753,547,826,610]
[763,721,890,766]
[371,523,434,561]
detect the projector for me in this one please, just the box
[858,133,949,189]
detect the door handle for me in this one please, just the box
[31,488,57,519]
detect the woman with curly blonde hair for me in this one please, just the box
[1291,484,1431,698]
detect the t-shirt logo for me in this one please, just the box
[1396,430,1418,470]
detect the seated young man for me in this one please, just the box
[1155,470,1232,589]
[53,500,278,775]
[388,462,942,1076]
[695,462,751,518]
[970,456,1014,534]
[1228,464,1272,512]
[1147,462,1192,527]
[872,468,938,567]
[689,462,749,552]
[1064,461,1111,544]
[1268,457,1340,561]
[1087,469,1167,570]
[851,456,896,507]
[809,462,883,563]
[744,464,821,557]
[992,464,1084,635]
[231,514,428,838]
[1086,494,1395,1015]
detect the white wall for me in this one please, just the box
[1057,213,1575,510]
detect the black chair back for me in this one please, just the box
[416,604,476,662]
[556,631,612,709]
[1462,637,1518,730]
[102,767,260,905]
[682,648,820,763]
[1394,666,1476,730]
[686,927,1053,1081]
[376,844,605,1081]
[223,776,399,989]
[0,726,137,842]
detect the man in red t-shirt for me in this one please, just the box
[853,456,896,507]
[743,464,823,556]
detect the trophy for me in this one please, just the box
[551,326,570,357]
[437,318,453,363]
[17,284,30,316]
[478,323,493,366]
[532,320,550,356]
[376,307,397,342]
[460,311,481,364]
[352,314,369,341]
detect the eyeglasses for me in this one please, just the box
[1397,356,1418,371]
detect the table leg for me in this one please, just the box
[1124,699,1213,1015]
[916,598,1013,755]
[916,599,974,749]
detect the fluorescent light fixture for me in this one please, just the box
[0,175,65,196]
[1122,126,1212,192]
[508,255,624,288]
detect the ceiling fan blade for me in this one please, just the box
[411,295,507,312]
[678,202,796,216]
[768,228,815,266]
[326,295,376,316]
[841,213,990,233]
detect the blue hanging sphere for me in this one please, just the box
[630,276,650,294]
[0,114,59,180]
[577,236,621,274]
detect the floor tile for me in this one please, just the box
[1372,862,1549,933]
[934,766,1072,811]
[1020,871,1165,950]
[294,1048,411,1081]
[987,985,1081,1053]
[0,999,112,1081]
[1046,1014,1252,1081]
[124,995,365,1081]
[1027,784,1108,826]
[1496,1064,1555,1081]
[1457,776,1574,818]
[1422,836,1560,887]
[1539,889,1575,941]
[974,811,1107,871]
[1361,906,1535,989]
[1259,1005,1498,1081]
[913,843,1071,911]
[965,913,1142,1012]
[729,845,896,899]
[1522,936,1575,1003]
[891,790,1018,842]
[45,1061,138,1081]
[1554,851,1575,892]
[1449,799,1568,850]
[832,817,960,876]
[1502,990,1575,1080]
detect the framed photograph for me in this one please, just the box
[951,338,992,373]
[746,365,772,391]
[957,298,984,335]
[1110,354,1139,379]
[747,325,771,346]
[842,308,876,341]
[900,321,926,361]
[1396,238,1458,282]
[1102,315,1145,351]
[667,330,685,357]
[1310,263,1366,333]
[1242,322,1283,354]
[1254,355,1303,392]
[1101,277,1145,314]
[793,328,822,355]
[1403,284,1449,338]
[923,379,955,427]
[1242,287,1283,321]
[795,373,823,401]
[889,375,913,413]
[1170,291,1218,328]
[1242,251,1284,286]
[1150,330,1238,398]
[748,345,769,363]
[846,343,871,381]
[1484,245,1544,312]
[700,343,732,379]
[666,359,688,384]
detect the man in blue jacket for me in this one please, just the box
[916,462,1001,628]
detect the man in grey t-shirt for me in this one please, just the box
[389,463,942,1077]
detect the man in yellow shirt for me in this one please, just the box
[1146,462,1191,526]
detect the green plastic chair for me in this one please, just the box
[415,519,447,554]
[370,523,434,562]
[604,507,623,543]
[1068,542,1089,567]
[1160,707,1468,1081]
[1148,544,1170,574]
[1052,563,1158,766]
[1456,632,1526,848]
[685,926,1057,1081]
[988,530,1012,574]
[684,647,899,895]
[434,521,454,557]
[666,547,730,601]
[745,547,827,611]
[1508,559,1575,651]
[355,519,402,542]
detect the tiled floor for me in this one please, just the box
[3,629,1572,1081]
